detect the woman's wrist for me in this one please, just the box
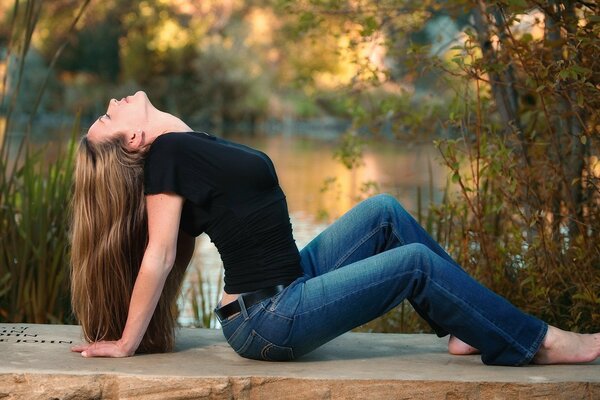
[117,337,138,356]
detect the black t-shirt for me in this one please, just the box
[144,131,303,294]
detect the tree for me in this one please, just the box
[275,0,600,331]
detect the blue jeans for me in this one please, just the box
[218,194,547,366]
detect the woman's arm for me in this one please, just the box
[174,229,196,272]
[167,229,196,305]
[72,192,184,357]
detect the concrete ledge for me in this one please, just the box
[1,323,598,399]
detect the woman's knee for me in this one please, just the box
[390,243,438,277]
[370,193,398,206]
[368,193,403,213]
[367,193,409,222]
[401,242,432,260]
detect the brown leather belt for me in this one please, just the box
[215,285,286,323]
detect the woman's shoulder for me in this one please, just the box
[143,131,216,203]
[150,131,193,150]
[146,131,212,159]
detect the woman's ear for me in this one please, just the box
[125,129,144,150]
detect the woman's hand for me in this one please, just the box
[71,339,134,358]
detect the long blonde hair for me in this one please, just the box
[70,136,184,353]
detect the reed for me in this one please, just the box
[0,128,78,323]
[0,0,89,323]
[186,264,223,329]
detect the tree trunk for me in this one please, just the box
[564,1,587,237]
[546,0,587,236]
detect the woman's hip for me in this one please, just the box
[219,282,301,361]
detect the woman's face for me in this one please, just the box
[87,91,153,148]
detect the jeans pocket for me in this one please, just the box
[222,314,248,351]
[237,330,294,362]
[266,290,285,311]
[265,280,300,315]
[219,311,242,328]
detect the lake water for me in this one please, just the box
[176,133,449,327]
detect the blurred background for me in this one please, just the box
[1,0,598,333]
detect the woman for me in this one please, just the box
[70,91,600,365]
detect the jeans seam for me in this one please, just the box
[223,303,263,343]
[426,276,535,360]
[295,266,535,365]
[333,222,392,270]
[389,223,406,247]
[268,291,284,310]
[219,312,242,327]
[261,302,294,321]
[294,269,414,318]
[518,321,548,365]
[225,319,247,346]
[269,282,295,311]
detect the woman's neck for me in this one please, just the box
[146,111,193,145]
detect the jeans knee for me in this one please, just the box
[372,193,398,207]
[402,243,435,271]
[370,193,406,218]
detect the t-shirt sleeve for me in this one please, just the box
[144,133,213,206]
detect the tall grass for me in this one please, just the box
[185,264,223,329]
[0,0,89,323]
[0,130,78,323]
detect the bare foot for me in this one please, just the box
[532,325,600,364]
[448,335,480,355]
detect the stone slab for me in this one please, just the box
[0,323,598,399]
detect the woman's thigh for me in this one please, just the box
[299,194,458,279]
[287,244,433,357]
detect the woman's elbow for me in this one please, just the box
[143,245,177,273]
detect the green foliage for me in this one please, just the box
[1,1,288,127]
[429,1,600,332]
[0,0,86,324]
[185,33,271,127]
[185,265,222,329]
[0,131,78,323]
[333,131,365,169]
[282,0,600,333]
